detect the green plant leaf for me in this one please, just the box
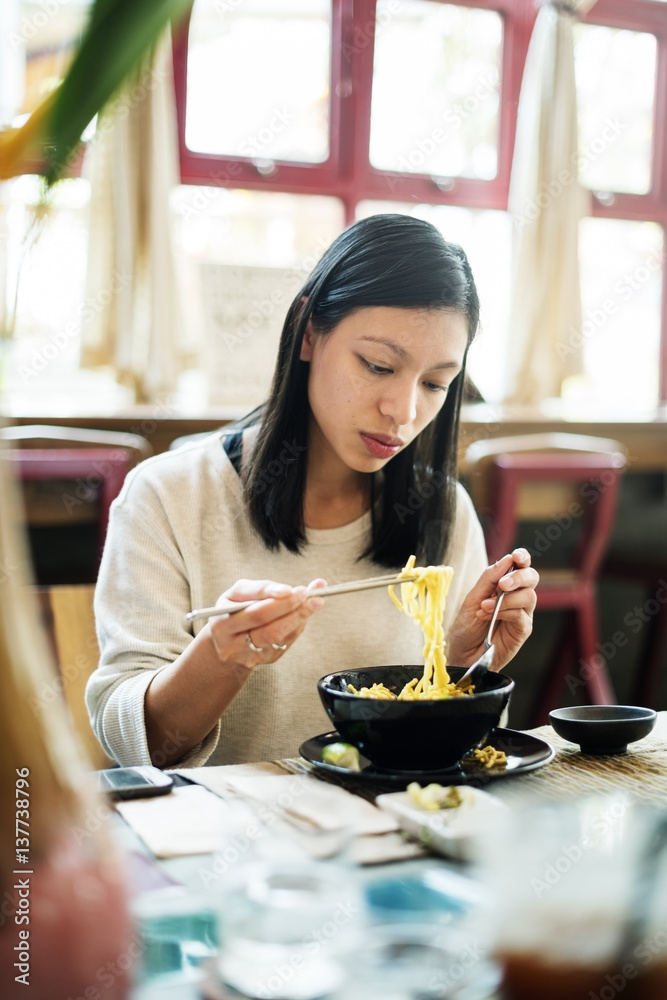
[43,0,192,184]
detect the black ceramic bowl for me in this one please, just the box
[548,705,657,755]
[317,665,514,772]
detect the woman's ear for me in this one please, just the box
[299,320,315,362]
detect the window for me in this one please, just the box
[174,0,667,408]
[3,0,666,410]
[170,186,345,407]
[369,1,502,181]
[0,1,129,413]
[574,22,656,196]
[175,0,524,215]
[573,0,667,407]
[185,0,331,163]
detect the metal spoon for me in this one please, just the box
[453,587,507,692]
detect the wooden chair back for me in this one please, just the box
[0,423,152,461]
[464,432,627,519]
[1,425,151,580]
[36,584,113,769]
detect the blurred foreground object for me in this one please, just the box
[0,0,191,184]
[475,796,667,1000]
[0,439,133,998]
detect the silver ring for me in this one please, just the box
[271,642,288,651]
[245,633,265,654]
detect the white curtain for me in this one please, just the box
[503,0,597,406]
[81,28,192,403]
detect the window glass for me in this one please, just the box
[574,23,656,195]
[571,218,663,409]
[171,186,343,266]
[356,201,512,404]
[185,0,331,164]
[0,175,131,413]
[2,176,89,340]
[369,0,502,181]
[171,188,344,408]
[1,0,91,125]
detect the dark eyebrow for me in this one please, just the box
[358,336,461,372]
[358,336,409,360]
[431,360,461,371]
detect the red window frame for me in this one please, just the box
[173,0,535,218]
[173,1,349,206]
[173,0,667,401]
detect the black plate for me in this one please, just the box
[299,728,555,789]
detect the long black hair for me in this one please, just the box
[237,214,480,569]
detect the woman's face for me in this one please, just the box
[300,306,469,476]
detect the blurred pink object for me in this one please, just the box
[0,823,134,1000]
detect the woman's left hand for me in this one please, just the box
[447,548,538,671]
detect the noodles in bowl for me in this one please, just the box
[317,557,514,771]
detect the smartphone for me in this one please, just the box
[98,765,174,800]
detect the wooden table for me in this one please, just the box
[458,402,667,473]
[116,716,667,999]
[6,401,667,468]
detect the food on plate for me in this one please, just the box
[407,782,476,811]
[470,745,508,770]
[377,786,507,861]
[347,555,468,701]
[321,741,361,771]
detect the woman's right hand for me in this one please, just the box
[208,578,327,672]
[145,578,327,766]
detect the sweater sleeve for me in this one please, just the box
[84,466,220,768]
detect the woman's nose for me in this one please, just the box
[378,379,418,426]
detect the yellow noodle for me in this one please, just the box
[471,745,507,770]
[347,682,397,700]
[349,556,465,701]
[388,555,457,699]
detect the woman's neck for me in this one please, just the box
[303,427,371,529]
[304,471,371,529]
[243,421,371,529]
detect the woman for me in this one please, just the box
[87,214,538,768]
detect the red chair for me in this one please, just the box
[0,425,151,580]
[464,433,627,725]
[5,449,133,567]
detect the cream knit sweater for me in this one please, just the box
[85,432,487,767]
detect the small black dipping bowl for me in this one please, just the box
[317,665,514,772]
[548,705,657,755]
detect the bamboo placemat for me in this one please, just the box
[491,715,667,806]
[282,714,667,808]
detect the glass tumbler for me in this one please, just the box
[332,920,499,1000]
[217,856,363,1000]
[471,794,660,1000]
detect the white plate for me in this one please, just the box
[375,786,506,861]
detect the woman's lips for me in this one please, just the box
[360,432,403,459]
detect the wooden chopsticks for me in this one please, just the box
[185,573,418,622]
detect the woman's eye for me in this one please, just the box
[424,381,448,394]
[360,357,393,375]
